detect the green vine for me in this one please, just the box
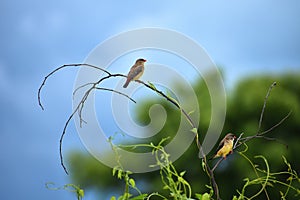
[234,145,300,200]
[45,182,84,200]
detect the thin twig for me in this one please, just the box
[231,81,278,200]
[38,64,109,174]
[258,111,292,136]
[72,82,94,97]
[94,87,136,103]
[233,133,244,150]
[38,63,110,110]
[212,157,224,172]
[234,111,291,150]
[257,82,277,133]
[233,82,290,150]
[136,80,197,128]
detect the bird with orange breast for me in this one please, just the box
[210,133,236,160]
[123,58,147,88]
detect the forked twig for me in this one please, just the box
[39,64,129,174]
[233,82,290,150]
[257,82,277,133]
[95,87,136,103]
[38,63,110,110]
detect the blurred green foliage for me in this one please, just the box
[68,73,300,199]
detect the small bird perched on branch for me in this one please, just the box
[210,133,236,160]
[123,58,147,88]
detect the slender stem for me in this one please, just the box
[233,82,290,150]
[257,82,277,133]
[212,158,224,172]
[38,63,111,110]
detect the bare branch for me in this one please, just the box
[72,82,94,97]
[258,111,292,136]
[230,82,291,156]
[94,87,137,103]
[234,111,291,150]
[39,64,129,174]
[233,133,244,150]
[38,63,110,110]
[212,157,224,172]
[136,80,197,128]
[257,81,277,133]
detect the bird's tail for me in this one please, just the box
[208,155,216,161]
[123,79,130,88]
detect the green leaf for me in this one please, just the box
[195,193,202,200]
[126,170,133,175]
[180,171,186,177]
[147,82,157,90]
[232,195,238,200]
[129,194,148,200]
[112,167,117,176]
[201,159,206,172]
[118,193,132,200]
[166,90,172,98]
[178,177,184,182]
[191,128,198,134]
[168,95,179,105]
[287,176,293,182]
[129,178,136,188]
[202,193,210,200]
[78,189,84,198]
[110,196,116,200]
[163,185,169,190]
[117,170,123,179]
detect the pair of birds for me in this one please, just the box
[123,59,236,160]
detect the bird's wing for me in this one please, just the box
[215,138,226,153]
[128,65,143,79]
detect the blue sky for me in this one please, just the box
[0,0,299,199]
